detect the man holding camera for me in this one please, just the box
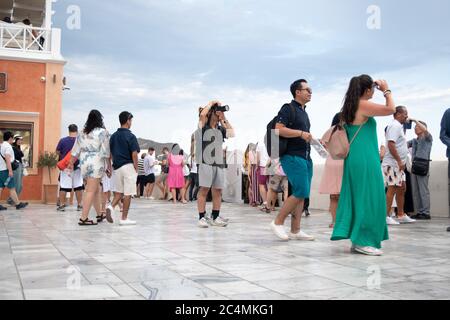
[196,100,235,228]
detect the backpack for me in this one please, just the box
[265,103,296,159]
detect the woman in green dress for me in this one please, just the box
[331,75,396,256]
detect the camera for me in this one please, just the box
[211,104,230,112]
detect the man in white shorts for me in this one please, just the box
[383,106,416,225]
[107,112,140,226]
[56,125,84,212]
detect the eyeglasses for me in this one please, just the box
[299,88,313,94]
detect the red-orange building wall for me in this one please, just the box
[1,59,49,201]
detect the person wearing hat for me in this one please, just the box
[7,135,25,205]
[1,131,28,210]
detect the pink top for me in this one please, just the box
[167,154,185,189]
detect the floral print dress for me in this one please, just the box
[71,128,110,179]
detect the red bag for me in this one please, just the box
[57,152,76,171]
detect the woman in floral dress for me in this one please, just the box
[69,110,111,226]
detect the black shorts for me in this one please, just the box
[136,175,146,185]
[145,174,155,185]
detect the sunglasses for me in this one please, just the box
[299,88,313,94]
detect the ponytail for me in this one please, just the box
[341,75,374,124]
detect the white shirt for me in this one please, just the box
[382,119,409,168]
[190,159,198,174]
[143,154,155,175]
[257,144,269,167]
[0,141,15,171]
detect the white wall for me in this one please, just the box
[309,161,450,218]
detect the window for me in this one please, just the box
[0,121,34,168]
[0,73,6,92]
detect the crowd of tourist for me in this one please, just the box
[1,75,450,255]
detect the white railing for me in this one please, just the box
[0,22,52,53]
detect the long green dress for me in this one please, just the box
[331,117,389,249]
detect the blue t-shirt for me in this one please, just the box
[276,100,311,159]
[56,136,79,169]
[110,128,140,170]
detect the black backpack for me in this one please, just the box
[265,103,296,159]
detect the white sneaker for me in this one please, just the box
[105,204,115,223]
[288,230,315,241]
[270,221,289,241]
[354,246,383,256]
[149,197,155,200]
[211,217,228,227]
[386,216,400,225]
[396,215,416,224]
[198,218,209,228]
[119,219,136,226]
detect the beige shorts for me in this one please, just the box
[112,164,138,196]
[383,165,406,187]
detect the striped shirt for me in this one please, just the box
[137,158,145,176]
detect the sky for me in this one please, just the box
[52,0,450,162]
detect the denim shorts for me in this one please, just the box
[0,170,15,189]
[280,155,313,199]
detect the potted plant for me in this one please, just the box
[37,151,59,204]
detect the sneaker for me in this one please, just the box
[303,209,311,217]
[211,217,228,227]
[220,216,230,223]
[16,202,28,210]
[119,219,136,226]
[396,215,416,224]
[270,220,289,241]
[0,205,7,211]
[149,197,155,200]
[288,230,315,241]
[105,204,115,224]
[198,218,209,228]
[412,214,431,220]
[386,216,400,225]
[77,205,83,212]
[57,205,66,212]
[204,216,213,225]
[354,246,383,256]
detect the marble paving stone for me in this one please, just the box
[1,203,450,300]
[128,279,230,300]
[19,268,90,290]
[23,285,120,300]
[256,275,349,294]
[201,280,268,296]
[84,272,125,285]
[288,287,393,300]
[108,283,141,297]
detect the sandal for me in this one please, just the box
[78,218,98,226]
[260,206,271,214]
[96,214,107,223]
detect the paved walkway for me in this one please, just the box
[1,200,449,300]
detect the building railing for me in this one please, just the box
[0,22,63,60]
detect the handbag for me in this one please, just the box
[0,147,19,171]
[412,157,431,176]
[322,122,366,160]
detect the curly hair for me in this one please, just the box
[84,110,105,134]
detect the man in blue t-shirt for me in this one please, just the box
[270,79,315,242]
[107,111,140,226]
[56,124,84,212]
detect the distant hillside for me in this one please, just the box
[137,138,176,155]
